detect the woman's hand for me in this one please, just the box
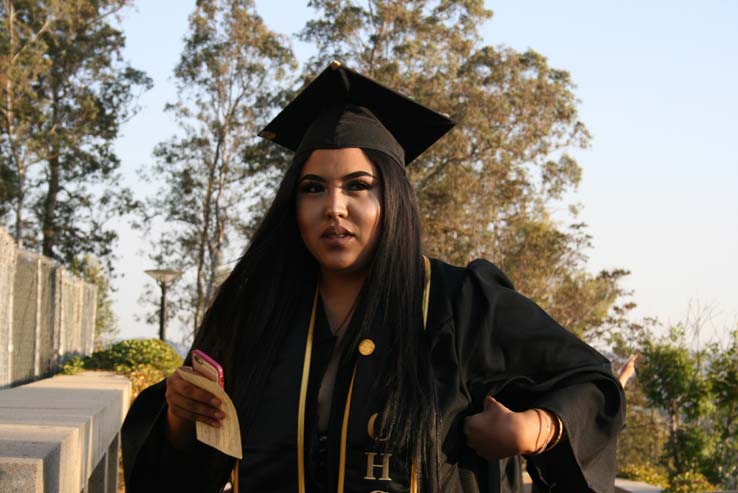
[463,395,545,459]
[164,366,225,449]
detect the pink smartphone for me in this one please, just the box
[192,349,224,388]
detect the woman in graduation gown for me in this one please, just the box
[122,62,625,493]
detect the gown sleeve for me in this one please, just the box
[121,379,234,493]
[455,259,625,493]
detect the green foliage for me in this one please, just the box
[616,382,669,475]
[665,471,716,493]
[71,255,119,348]
[638,326,712,478]
[625,322,738,489]
[83,339,182,374]
[58,339,183,398]
[704,330,738,488]
[618,463,668,488]
[59,355,86,375]
[639,326,712,425]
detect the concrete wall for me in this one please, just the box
[0,226,97,389]
[0,371,131,493]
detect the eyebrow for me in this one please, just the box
[298,171,377,183]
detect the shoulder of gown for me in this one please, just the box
[428,256,625,493]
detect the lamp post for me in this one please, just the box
[144,269,183,341]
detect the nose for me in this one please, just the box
[324,185,348,219]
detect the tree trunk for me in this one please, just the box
[204,141,229,307]
[42,152,60,258]
[193,135,223,334]
[5,1,23,246]
[13,177,24,247]
[670,406,680,473]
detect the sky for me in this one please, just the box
[111,1,738,347]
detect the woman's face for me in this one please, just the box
[297,148,382,277]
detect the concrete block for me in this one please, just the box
[106,433,119,493]
[87,448,106,493]
[0,371,131,493]
[0,440,58,493]
[0,456,43,493]
[0,424,81,492]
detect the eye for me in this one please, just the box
[299,182,324,194]
[345,180,372,192]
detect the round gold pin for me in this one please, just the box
[358,338,375,356]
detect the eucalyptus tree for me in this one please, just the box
[1,0,59,246]
[138,0,296,335]
[1,0,150,270]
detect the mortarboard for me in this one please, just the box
[258,61,455,167]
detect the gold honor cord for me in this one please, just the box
[297,288,320,493]
[336,257,432,493]
[410,256,432,493]
[337,366,358,493]
[422,256,431,329]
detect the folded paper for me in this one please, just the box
[176,367,243,459]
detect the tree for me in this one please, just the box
[0,0,151,272]
[72,254,118,349]
[33,0,151,269]
[638,324,713,479]
[0,0,59,246]
[705,330,738,488]
[299,0,626,339]
[608,313,671,476]
[615,311,738,490]
[137,0,296,337]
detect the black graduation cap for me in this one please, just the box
[258,61,455,167]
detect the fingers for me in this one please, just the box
[168,392,225,427]
[483,395,493,411]
[463,414,481,448]
[465,397,522,459]
[483,395,510,414]
[166,369,225,427]
[170,401,223,428]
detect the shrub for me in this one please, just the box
[665,470,716,493]
[58,338,183,398]
[619,463,668,488]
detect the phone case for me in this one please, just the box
[192,349,224,388]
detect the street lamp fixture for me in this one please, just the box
[144,269,183,342]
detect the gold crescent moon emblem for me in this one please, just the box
[367,413,389,441]
[368,412,378,439]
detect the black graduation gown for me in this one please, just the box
[121,258,625,492]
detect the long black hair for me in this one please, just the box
[191,148,439,486]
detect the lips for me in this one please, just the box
[320,225,355,247]
[321,225,354,238]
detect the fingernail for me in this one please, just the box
[211,398,221,406]
[211,420,221,428]
[215,411,225,419]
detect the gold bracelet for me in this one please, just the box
[543,414,566,452]
[528,408,552,455]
